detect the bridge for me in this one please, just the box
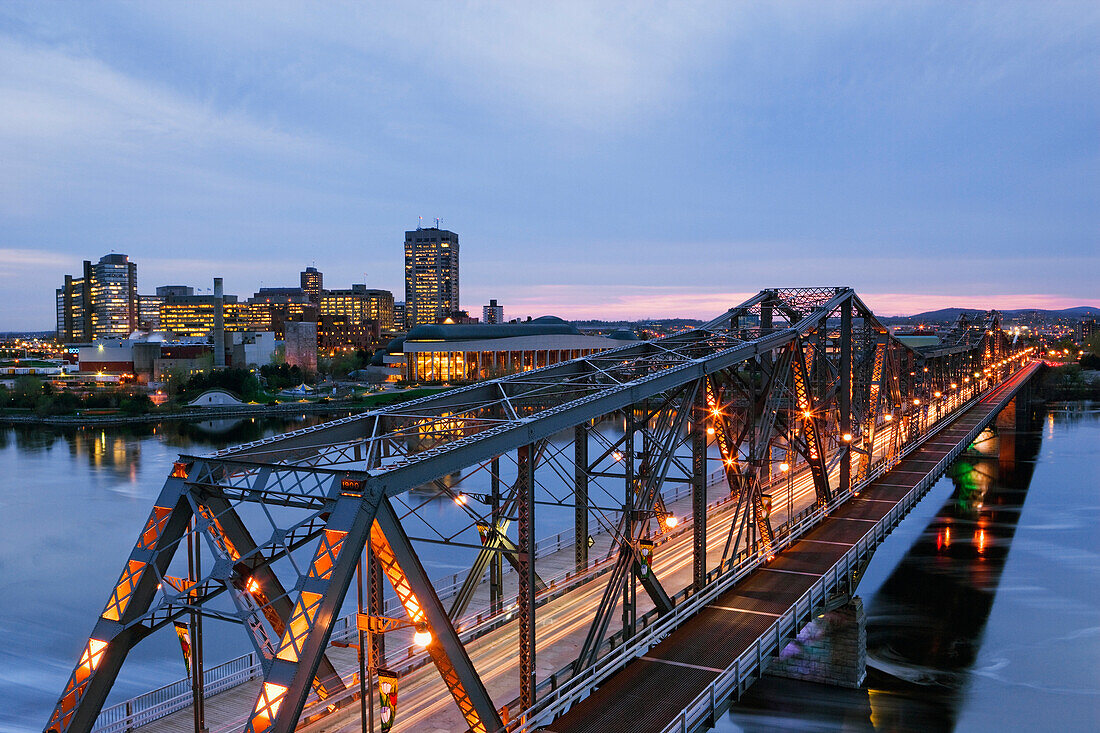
[45,287,1041,733]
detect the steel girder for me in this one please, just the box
[51,287,1022,733]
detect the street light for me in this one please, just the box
[412,625,432,647]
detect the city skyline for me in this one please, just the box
[2,2,1098,330]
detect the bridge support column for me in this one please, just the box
[691,382,707,591]
[517,444,536,711]
[767,596,866,689]
[623,409,636,640]
[839,298,852,494]
[490,456,503,614]
[574,424,588,573]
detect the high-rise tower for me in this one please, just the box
[56,254,137,341]
[404,225,459,326]
[300,266,323,305]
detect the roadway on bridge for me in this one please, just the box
[546,361,1040,733]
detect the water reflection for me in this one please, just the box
[721,401,1046,733]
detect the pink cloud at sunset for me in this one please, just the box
[490,285,1100,321]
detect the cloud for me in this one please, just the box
[0,248,71,272]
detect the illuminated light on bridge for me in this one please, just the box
[413,624,433,647]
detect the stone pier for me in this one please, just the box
[767,596,867,688]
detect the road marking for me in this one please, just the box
[761,567,822,577]
[801,539,854,547]
[853,497,897,503]
[835,516,879,523]
[640,656,725,674]
[709,604,781,617]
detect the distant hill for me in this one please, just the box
[883,306,1099,323]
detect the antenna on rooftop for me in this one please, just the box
[418,215,423,230]
[435,217,440,229]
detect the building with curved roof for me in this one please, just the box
[401,317,637,382]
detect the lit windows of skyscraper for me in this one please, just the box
[56,254,137,341]
[483,299,504,324]
[300,266,323,305]
[404,226,459,327]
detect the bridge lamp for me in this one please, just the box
[934,391,942,398]
[842,433,852,442]
[706,427,715,436]
[664,515,679,528]
[412,624,433,647]
[780,463,790,472]
[950,383,957,389]
[453,493,468,506]
[913,399,921,406]
[884,414,893,421]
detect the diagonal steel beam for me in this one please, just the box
[46,474,194,733]
[373,498,503,733]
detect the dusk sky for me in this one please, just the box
[1,2,1097,330]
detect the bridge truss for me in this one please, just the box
[47,287,1019,733]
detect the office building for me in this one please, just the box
[483,299,504,324]
[56,265,92,343]
[320,285,395,330]
[56,254,138,341]
[393,302,407,331]
[248,287,315,339]
[160,292,250,338]
[301,267,323,305]
[156,285,194,297]
[138,294,164,331]
[404,226,459,327]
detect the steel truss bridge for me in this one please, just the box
[47,287,1032,733]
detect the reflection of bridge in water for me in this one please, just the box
[44,287,1041,733]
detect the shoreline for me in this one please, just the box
[0,401,363,426]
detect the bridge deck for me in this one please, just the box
[547,362,1040,733]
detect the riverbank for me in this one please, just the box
[0,386,445,426]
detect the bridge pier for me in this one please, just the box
[767,596,867,689]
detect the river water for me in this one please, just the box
[1,403,1097,731]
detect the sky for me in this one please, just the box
[0,1,1097,330]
